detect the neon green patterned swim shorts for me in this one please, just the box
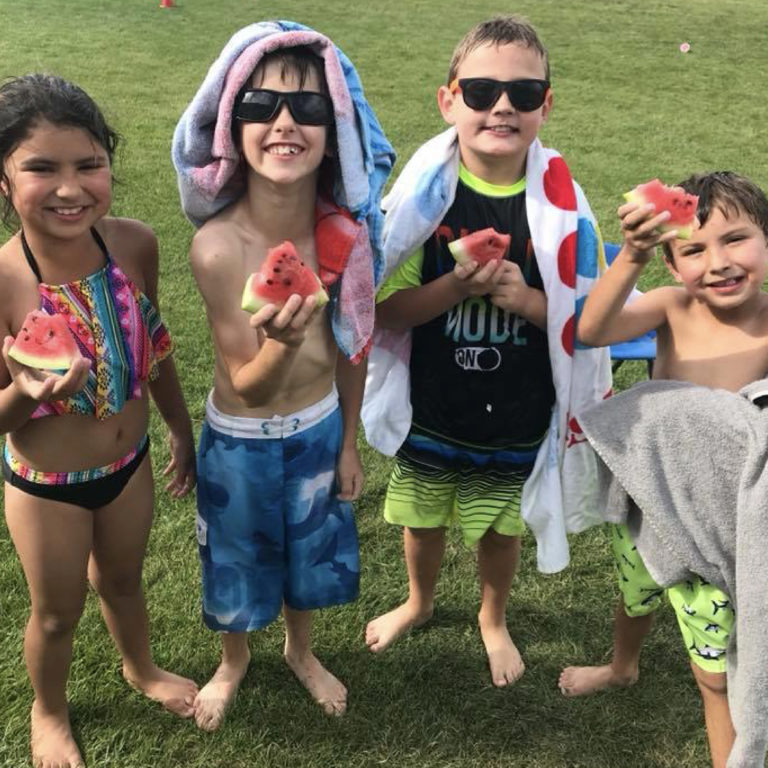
[612,523,733,672]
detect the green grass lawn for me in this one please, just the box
[1,0,766,765]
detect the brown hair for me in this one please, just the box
[249,45,329,93]
[447,15,549,84]
[662,171,768,262]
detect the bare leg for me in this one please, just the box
[194,632,251,732]
[477,529,524,687]
[88,457,197,717]
[559,599,653,696]
[365,526,445,652]
[284,606,347,715]
[691,665,734,768]
[5,485,91,768]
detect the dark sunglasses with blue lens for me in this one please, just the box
[234,89,334,126]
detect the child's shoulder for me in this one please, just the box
[753,290,768,324]
[190,214,244,272]
[189,211,256,303]
[98,217,158,284]
[0,230,20,266]
[99,216,157,259]
[100,216,155,243]
[190,198,264,267]
[0,232,34,290]
[0,234,22,300]
[644,284,695,320]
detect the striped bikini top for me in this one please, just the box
[23,228,173,421]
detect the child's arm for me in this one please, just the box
[335,352,366,501]
[190,234,319,408]
[148,358,196,497]
[230,294,319,405]
[377,259,505,332]
[489,261,547,330]
[578,201,678,346]
[134,223,196,497]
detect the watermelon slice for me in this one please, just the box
[623,179,699,239]
[8,310,79,370]
[448,227,511,266]
[241,241,329,314]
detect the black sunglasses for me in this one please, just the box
[450,78,550,112]
[235,89,334,126]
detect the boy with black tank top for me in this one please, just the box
[365,15,607,686]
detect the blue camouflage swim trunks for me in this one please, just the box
[196,389,360,632]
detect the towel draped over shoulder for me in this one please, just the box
[362,128,612,573]
[171,20,395,362]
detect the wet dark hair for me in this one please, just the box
[447,15,550,84]
[662,171,768,263]
[0,74,119,228]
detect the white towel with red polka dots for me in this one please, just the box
[362,127,612,573]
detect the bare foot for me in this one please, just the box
[30,701,84,768]
[193,655,250,732]
[558,664,638,697]
[478,620,525,687]
[365,602,432,653]
[285,650,347,716]
[123,664,199,718]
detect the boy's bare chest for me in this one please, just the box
[658,318,768,389]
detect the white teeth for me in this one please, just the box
[53,207,83,215]
[267,145,300,155]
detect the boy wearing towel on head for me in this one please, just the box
[172,21,393,729]
[363,15,611,686]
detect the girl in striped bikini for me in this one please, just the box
[0,74,198,768]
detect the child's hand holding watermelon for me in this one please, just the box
[242,241,328,348]
[2,333,90,405]
[620,180,700,263]
[448,227,508,297]
[248,293,323,349]
[452,257,506,298]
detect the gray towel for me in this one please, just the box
[579,378,768,768]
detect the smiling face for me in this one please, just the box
[437,42,552,185]
[239,59,330,190]
[1,120,112,240]
[666,206,768,314]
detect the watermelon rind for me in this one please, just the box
[447,227,511,266]
[447,239,472,266]
[8,312,78,370]
[241,271,329,314]
[8,346,74,370]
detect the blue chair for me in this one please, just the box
[603,242,656,376]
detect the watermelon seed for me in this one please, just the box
[283,278,292,286]
[266,279,274,285]
[274,267,281,273]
